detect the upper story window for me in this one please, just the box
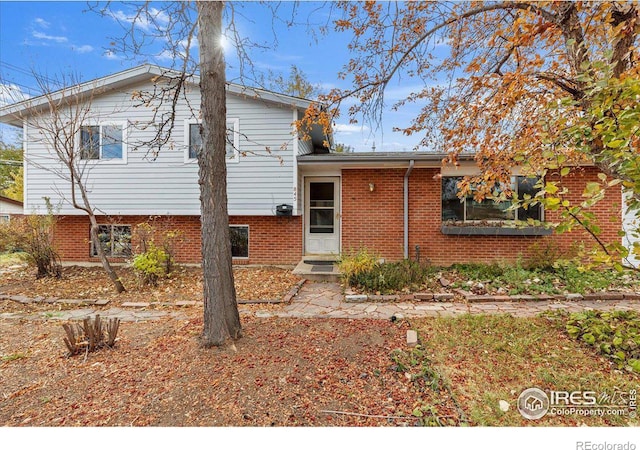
[186,118,240,163]
[79,122,126,162]
[442,175,543,223]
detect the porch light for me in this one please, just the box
[369,183,375,192]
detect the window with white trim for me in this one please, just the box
[79,122,126,161]
[186,118,240,162]
[441,176,542,222]
[230,225,249,258]
[91,225,132,257]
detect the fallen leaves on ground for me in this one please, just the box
[0,316,462,426]
[0,265,301,309]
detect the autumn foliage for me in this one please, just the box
[299,1,640,263]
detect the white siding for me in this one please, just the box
[24,80,298,216]
[0,199,22,215]
[623,190,639,268]
[298,139,313,155]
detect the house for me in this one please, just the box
[0,195,22,222]
[623,192,639,268]
[0,64,628,267]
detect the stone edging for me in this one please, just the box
[0,294,111,306]
[345,291,455,303]
[0,280,308,309]
[345,289,640,303]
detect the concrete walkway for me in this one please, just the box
[2,281,640,322]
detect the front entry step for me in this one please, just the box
[293,259,341,282]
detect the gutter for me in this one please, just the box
[403,159,415,260]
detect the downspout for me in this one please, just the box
[404,160,415,260]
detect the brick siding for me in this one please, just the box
[51,166,621,267]
[53,214,302,265]
[342,166,622,266]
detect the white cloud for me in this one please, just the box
[32,30,68,43]
[34,17,51,28]
[0,83,30,107]
[333,123,370,135]
[103,50,120,60]
[73,45,94,54]
[109,7,170,33]
[155,49,174,62]
[155,37,198,62]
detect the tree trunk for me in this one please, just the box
[196,1,242,347]
[88,214,126,293]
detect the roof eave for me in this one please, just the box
[0,64,318,125]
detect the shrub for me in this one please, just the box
[131,244,168,286]
[0,201,61,278]
[339,250,432,293]
[337,248,380,286]
[523,242,563,271]
[133,221,184,275]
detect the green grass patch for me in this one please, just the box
[410,314,639,426]
[1,352,28,362]
[0,251,29,267]
[449,260,638,295]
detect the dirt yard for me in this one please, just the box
[0,265,301,307]
[0,315,450,426]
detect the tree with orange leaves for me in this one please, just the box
[300,1,640,266]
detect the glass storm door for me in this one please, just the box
[305,177,340,255]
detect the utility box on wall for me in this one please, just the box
[276,204,293,216]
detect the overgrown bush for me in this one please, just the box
[134,220,184,275]
[337,248,380,286]
[523,242,564,271]
[0,201,61,278]
[131,243,168,286]
[339,249,432,293]
[563,310,640,373]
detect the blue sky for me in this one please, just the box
[0,1,425,151]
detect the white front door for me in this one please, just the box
[305,177,340,255]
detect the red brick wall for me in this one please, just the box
[53,214,302,265]
[342,167,622,266]
[49,166,622,267]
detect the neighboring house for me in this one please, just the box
[0,195,22,222]
[623,191,639,268]
[0,64,626,266]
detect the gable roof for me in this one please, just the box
[0,64,317,126]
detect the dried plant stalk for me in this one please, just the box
[61,315,120,356]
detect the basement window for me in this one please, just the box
[230,225,249,258]
[91,225,132,257]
